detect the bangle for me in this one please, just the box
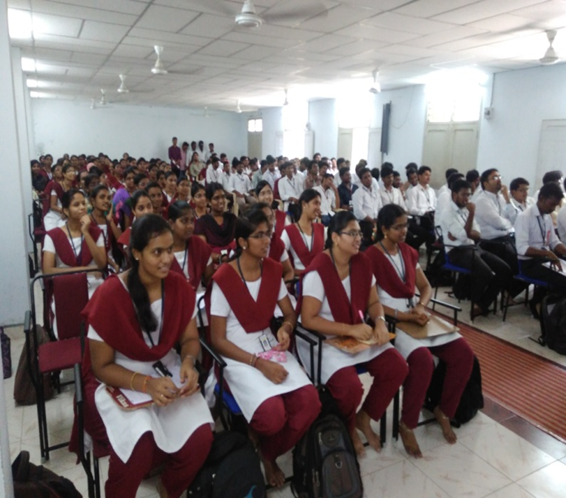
[252,355,259,368]
[184,354,196,367]
[282,321,294,332]
[376,315,386,323]
[417,301,426,308]
[130,372,138,391]
[249,353,256,366]
[142,375,150,393]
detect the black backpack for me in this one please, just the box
[540,293,566,355]
[291,413,363,498]
[187,431,265,498]
[425,355,484,427]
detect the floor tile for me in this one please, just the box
[412,442,512,498]
[486,483,535,498]
[481,396,516,423]
[459,423,556,481]
[516,460,566,498]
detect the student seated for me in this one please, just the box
[314,173,338,226]
[163,171,178,204]
[281,189,325,275]
[366,204,474,457]
[43,164,73,231]
[209,211,319,487]
[86,215,213,497]
[194,182,237,265]
[117,190,154,250]
[146,182,166,217]
[299,211,408,456]
[190,182,209,220]
[509,177,535,219]
[515,183,566,295]
[167,201,214,293]
[337,166,358,211]
[230,160,256,208]
[406,165,436,236]
[255,180,289,236]
[89,185,122,273]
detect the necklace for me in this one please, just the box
[379,241,405,282]
[297,222,313,251]
[329,247,351,278]
[65,222,83,265]
[236,256,262,293]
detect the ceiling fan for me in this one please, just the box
[151,45,204,76]
[116,74,154,94]
[201,0,328,29]
[540,30,559,65]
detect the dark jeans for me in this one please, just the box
[521,258,566,295]
[448,246,511,312]
[479,236,525,296]
[321,214,332,226]
[409,216,435,248]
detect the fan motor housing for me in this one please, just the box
[235,12,262,28]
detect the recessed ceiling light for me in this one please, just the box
[26,79,38,88]
[8,9,32,40]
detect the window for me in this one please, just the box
[282,101,308,157]
[248,118,263,133]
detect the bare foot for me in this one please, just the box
[398,421,422,458]
[350,428,366,457]
[355,410,381,453]
[262,458,285,488]
[434,406,457,444]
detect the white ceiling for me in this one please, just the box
[7,0,566,111]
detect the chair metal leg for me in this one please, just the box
[380,410,387,445]
[393,390,400,441]
[94,457,101,498]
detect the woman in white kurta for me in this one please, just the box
[86,214,213,498]
[366,204,474,458]
[209,209,319,488]
[299,211,408,456]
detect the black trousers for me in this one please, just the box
[521,259,566,295]
[479,236,525,296]
[448,246,511,312]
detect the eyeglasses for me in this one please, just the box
[340,230,363,238]
[248,231,272,240]
[390,223,409,231]
[490,175,502,181]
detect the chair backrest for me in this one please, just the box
[52,273,89,341]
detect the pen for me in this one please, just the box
[358,310,364,322]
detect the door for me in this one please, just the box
[248,131,262,159]
[337,128,353,162]
[536,120,566,191]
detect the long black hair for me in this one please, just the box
[376,204,407,241]
[325,211,357,249]
[233,210,269,258]
[61,188,84,209]
[130,189,151,211]
[205,181,224,201]
[296,188,321,221]
[128,214,172,333]
[168,200,193,221]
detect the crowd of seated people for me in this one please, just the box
[28,143,566,496]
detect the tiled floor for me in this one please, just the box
[3,274,566,497]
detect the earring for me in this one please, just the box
[384,234,388,239]
[243,246,247,250]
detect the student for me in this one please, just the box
[337,166,358,210]
[117,190,154,249]
[168,201,213,293]
[209,211,319,487]
[437,168,459,198]
[190,182,208,220]
[146,182,166,217]
[314,173,338,226]
[515,183,566,294]
[255,180,288,237]
[509,177,535,219]
[435,173,464,222]
[168,136,182,172]
[173,176,191,203]
[379,164,406,209]
[86,215,213,497]
[281,189,324,275]
[230,161,256,207]
[205,157,223,185]
[163,171,178,204]
[406,165,436,221]
[89,185,122,273]
[466,169,481,200]
[278,161,303,211]
[31,159,48,193]
[303,160,320,190]
[194,182,237,264]
[299,211,408,455]
[263,155,280,189]
[366,204,474,457]
[43,164,74,231]
[402,164,418,194]
[188,152,204,181]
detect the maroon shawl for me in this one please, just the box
[42,180,65,216]
[268,230,286,262]
[82,272,195,361]
[284,223,324,268]
[169,236,212,291]
[47,225,102,266]
[274,210,287,238]
[365,242,419,299]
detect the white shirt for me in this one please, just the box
[221,172,231,192]
[263,169,280,189]
[437,184,449,198]
[474,190,515,240]
[510,197,535,224]
[314,186,336,216]
[435,190,452,223]
[230,172,251,194]
[279,175,303,202]
[204,149,215,161]
[557,204,566,242]
[406,184,436,216]
[206,165,223,185]
[439,201,480,252]
[352,184,381,221]
[354,176,380,191]
[515,204,562,260]
[379,186,406,210]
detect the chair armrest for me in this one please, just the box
[293,328,317,347]
[199,337,226,369]
[427,297,462,312]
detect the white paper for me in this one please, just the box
[542,259,566,273]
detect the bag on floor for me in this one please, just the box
[425,355,484,427]
[291,414,363,498]
[1,326,12,379]
[13,325,54,406]
[12,450,82,497]
[187,431,265,498]
[540,293,566,355]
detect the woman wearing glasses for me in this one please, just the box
[209,210,319,488]
[299,211,408,456]
[366,204,474,458]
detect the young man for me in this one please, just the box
[303,161,320,190]
[352,167,381,247]
[403,164,418,193]
[437,168,459,198]
[378,164,406,209]
[337,167,358,211]
[439,179,513,317]
[314,173,338,226]
[205,143,215,162]
[168,137,181,173]
[466,169,481,200]
[509,177,535,218]
[180,142,189,175]
[230,161,256,207]
[252,160,267,190]
[263,155,280,189]
[205,157,224,185]
[278,161,303,210]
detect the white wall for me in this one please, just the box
[31,99,248,160]
[477,63,566,187]
[260,107,283,158]
[309,99,338,158]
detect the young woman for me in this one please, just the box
[43,164,74,231]
[168,201,214,293]
[190,182,208,220]
[209,210,319,487]
[117,191,153,249]
[365,204,474,457]
[174,176,191,203]
[188,152,203,181]
[90,185,122,273]
[281,189,324,275]
[299,211,408,455]
[163,171,177,203]
[194,182,237,264]
[85,215,213,497]
[146,182,166,217]
[156,170,167,191]
[112,167,137,223]
[255,180,288,237]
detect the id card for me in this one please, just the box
[259,333,275,351]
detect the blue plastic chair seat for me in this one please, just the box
[514,274,549,288]
[355,365,368,375]
[442,262,471,275]
[214,383,242,415]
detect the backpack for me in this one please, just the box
[540,293,566,355]
[187,431,265,498]
[13,325,54,405]
[425,355,484,427]
[291,414,362,498]
[1,326,11,379]
[12,450,82,497]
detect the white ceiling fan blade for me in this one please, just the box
[540,30,559,65]
[117,74,129,93]
[152,45,168,75]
